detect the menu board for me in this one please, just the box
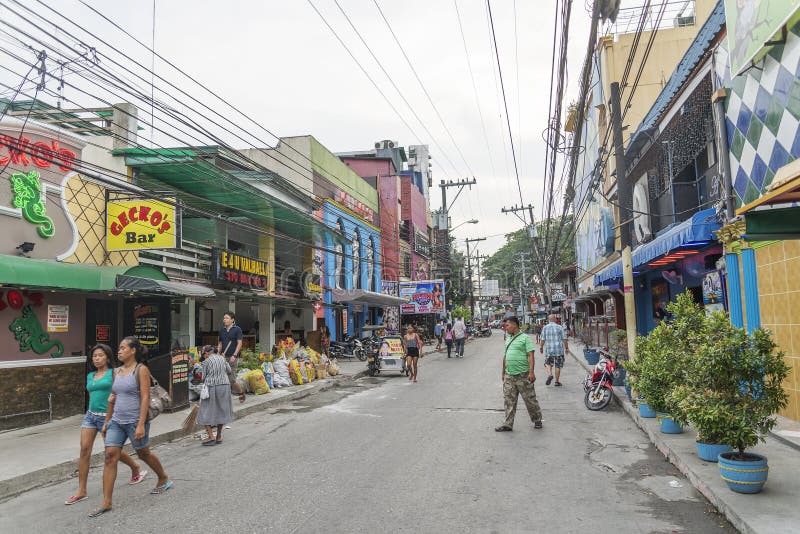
[169,349,190,409]
[133,303,160,346]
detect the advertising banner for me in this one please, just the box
[399,279,445,315]
[479,279,500,297]
[381,280,400,333]
[725,0,800,75]
[702,270,725,315]
[211,248,270,290]
[107,198,179,251]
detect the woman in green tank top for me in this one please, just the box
[64,344,145,506]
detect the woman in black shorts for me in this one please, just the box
[404,324,423,383]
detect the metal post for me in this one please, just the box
[611,82,638,359]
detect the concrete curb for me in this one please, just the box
[567,348,754,534]
[0,372,367,503]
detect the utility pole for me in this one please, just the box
[474,253,489,323]
[502,204,551,309]
[513,252,531,321]
[611,81,637,360]
[465,237,486,322]
[438,178,477,286]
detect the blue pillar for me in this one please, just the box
[741,247,760,334]
[725,252,744,329]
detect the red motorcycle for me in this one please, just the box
[582,348,618,410]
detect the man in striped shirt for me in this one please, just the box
[540,314,569,387]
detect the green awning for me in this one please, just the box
[115,274,214,297]
[0,255,131,291]
[114,147,328,242]
[744,207,800,240]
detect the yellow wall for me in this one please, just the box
[756,240,800,422]
[258,224,275,294]
[598,0,717,181]
[62,175,138,267]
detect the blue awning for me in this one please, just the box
[594,209,721,285]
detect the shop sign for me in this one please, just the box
[0,124,82,260]
[46,304,69,332]
[95,324,111,342]
[133,303,160,346]
[107,198,178,251]
[211,248,270,290]
[399,279,445,315]
[336,190,374,221]
[342,309,348,329]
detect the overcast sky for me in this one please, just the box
[0,0,614,256]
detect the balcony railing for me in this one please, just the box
[138,239,213,282]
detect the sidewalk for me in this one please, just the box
[0,360,368,502]
[568,337,800,534]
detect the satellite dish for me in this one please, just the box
[633,179,652,243]
[662,269,683,285]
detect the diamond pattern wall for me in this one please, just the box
[61,175,138,267]
[725,22,800,207]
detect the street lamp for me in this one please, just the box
[450,219,478,232]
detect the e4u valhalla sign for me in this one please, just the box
[211,248,270,290]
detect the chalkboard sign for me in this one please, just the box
[169,349,190,409]
[123,297,171,361]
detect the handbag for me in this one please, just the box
[199,382,210,400]
[134,363,172,421]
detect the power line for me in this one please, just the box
[486,0,524,220]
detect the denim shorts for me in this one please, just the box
[104,419,150,450]
[81,411,106,431]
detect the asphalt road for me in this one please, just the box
[0,332,734,533]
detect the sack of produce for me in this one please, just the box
[316,365,328,379]
[245,370,270,395]
[327,359,340,376]
[273,358,292,383]
[289,359,304,385]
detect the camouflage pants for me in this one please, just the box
[503,373,542,428]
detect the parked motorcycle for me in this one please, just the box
[331,335,366,361]
[582,349,618,410]
[475,326,492,338]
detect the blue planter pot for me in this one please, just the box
[637,402,657,418]
[657,413,684,434]
[612,367,627,386]
[718,452,768,494]
[584,349,600,365]
[624,384,632,400]
[696,442,732,462]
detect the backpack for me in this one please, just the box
[133,363,172,421]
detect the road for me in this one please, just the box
[0,332,733,533]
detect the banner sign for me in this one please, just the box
[725,0,800,75]
[702,270,725,315]
[211,248,270,290]
[479,279,499,297]
[399,279,445,315]
[107,198,179,251]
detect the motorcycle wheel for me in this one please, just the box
[355,348,366,361]
[584,385,613,410]
[368,366,377,377]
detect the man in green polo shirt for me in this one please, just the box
[496,316,543,431]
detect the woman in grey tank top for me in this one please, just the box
[404,324,423,383]
[89,337,172,518]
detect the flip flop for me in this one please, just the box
[65,494,87,505]
[128,470,148,485]
[150,480,174,495]
[494,425,513,432]
[201,439,217,446]
[88,507,111,518]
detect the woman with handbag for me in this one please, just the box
[89,336,172,518]
[64,344,146,506]
[196,345,233,446]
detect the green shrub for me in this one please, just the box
[672,311,789,457]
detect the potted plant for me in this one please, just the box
[624,292,697,429]
[673,310,788,492]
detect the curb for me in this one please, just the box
[567,348,753,534]
[0,372,366,503]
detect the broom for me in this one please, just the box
[181,402,200,432]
